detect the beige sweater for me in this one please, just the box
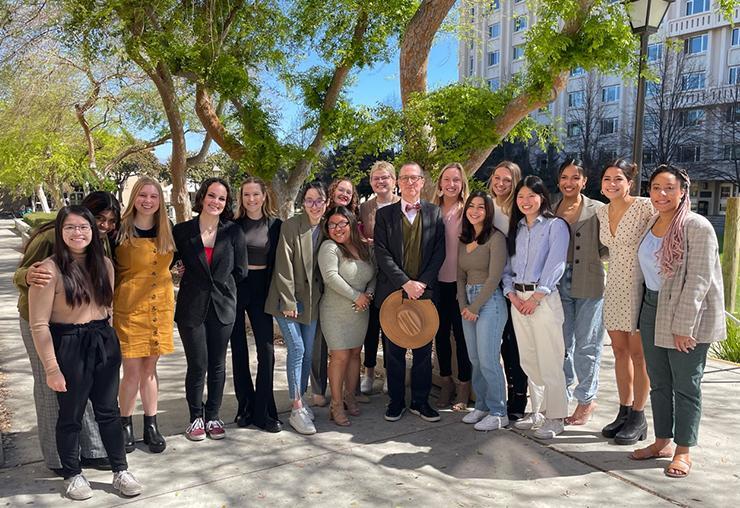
[456,230,507,314]
[29,255,114,376]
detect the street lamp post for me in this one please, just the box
[624,0,674,194]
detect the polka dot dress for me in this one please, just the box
[596,197,655,332]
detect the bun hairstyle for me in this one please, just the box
[557,158,586,178]
[601,158,639,193]
[649,164,691,279]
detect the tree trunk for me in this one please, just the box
[34,183,50,212]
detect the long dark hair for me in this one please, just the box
[53,206,113,308]
[507,176,559,256]
[460,191,497,245]
[322,206,371,262]
[193,177,234,221]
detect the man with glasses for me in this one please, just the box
[359,161,400,394]
[374,162,445,422]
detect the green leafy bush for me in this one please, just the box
[23,212,57,229]
[711,318,740,364]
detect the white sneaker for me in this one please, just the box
[360,375,374,394]
[65,474,93,500]
[513,412,546,430]
[534,418,564,439]
[462,409,488,424]
[474,414,510,431]
[382,378,388,394]
[289,408,316,435]
[112,470,143,497]
[301,397,315,421]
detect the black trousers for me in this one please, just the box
[309,325,328,397]
[502,298,528,415]
[230,269,278,424]
[363,305,387,369]
[179,304,234,422]
[385,334,433,409]
[51,318,127,478]
[434,281,471,381]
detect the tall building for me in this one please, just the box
[459,0,739,216]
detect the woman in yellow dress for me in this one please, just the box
[113,177,175,454]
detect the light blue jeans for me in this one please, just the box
[461,285,508,416]
[558,265,605,404]
[276,309,318,401]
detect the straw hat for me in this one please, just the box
[379,290,439,349]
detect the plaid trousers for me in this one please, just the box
[20,318,106,469]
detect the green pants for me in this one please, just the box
[639,289,709,447]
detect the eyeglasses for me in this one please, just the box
[399,175,423,184]
[371,175,392,182]
[327,220,350,230]
[303,199,326,208]
[62,224,92,233]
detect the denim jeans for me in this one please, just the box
[461,285,508,416]
[559,265,605,404]
[276,308,318,400]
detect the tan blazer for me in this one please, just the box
[631,212,726,347]
[359,195,400,240]
[553,195,608,299]
[265,213,324,324]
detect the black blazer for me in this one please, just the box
[173,218,248,327]
[234,216,282,306]
[373,200,446,307]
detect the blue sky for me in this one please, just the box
[154,35,459,162]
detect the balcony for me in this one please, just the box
[675,84,740,108]
[667,7,740,38]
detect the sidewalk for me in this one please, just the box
[0,219,738,507]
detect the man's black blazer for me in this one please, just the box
[173,218,248,327]
[373,200,446,307]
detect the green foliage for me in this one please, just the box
[711,318,740,364]
[23,212,58,228]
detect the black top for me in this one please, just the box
[241,217,270,266]
[134,225,157,238]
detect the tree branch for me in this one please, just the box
[101,133,172,175]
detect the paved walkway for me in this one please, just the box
[0,219,738,507]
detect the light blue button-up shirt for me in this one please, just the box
[502,215,570,296]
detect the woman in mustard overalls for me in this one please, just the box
[113,177,175,454]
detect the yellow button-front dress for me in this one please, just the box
[113,237,175,358]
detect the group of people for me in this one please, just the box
[15,157,726,500]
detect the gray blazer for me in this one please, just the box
[553,195,608,299]
[631,212,726,347]
[265,213,324,324]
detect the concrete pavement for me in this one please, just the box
[0,218,738,507]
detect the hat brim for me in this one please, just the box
[379,290,439,349]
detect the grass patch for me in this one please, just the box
[711,318,740,363]
[22,212,57,229]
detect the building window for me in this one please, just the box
[513,16,528,33]
[727,104,740,122]
[685,0,710,16]
[601,85,621,103]
[488,78,501,91]
[568,90,585,108]
[733,28,740,47]
[647,43,664,62]
[601,149,618,162]
[600,117,619,135]
[681,72,706,90]
[488,22,501,39]
[512,45,525,61]
[680,108,705,126]
[469,56,474,76]
[684,34,708,55]
[724,144,740,160]
[647,82,661,96]
[643,151,656,164]
[567,122,582,137]
[729,66,740,85]
[678,145,701,162]
[490,0,500,10]
[488,51,500,66]
[570,67,585,77]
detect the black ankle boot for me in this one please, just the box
[614,408,647,445]
[143,414,166,453]
[121,416,135,453]
[602,404,631,438]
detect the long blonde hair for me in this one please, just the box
[117,176,175,254]
[235,176,277,219]
[488,161,522,217]
[433,162,469,208]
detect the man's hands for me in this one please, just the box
[402,280,426,300]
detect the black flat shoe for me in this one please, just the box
[409,402,441,422]
[236,413,253,428]
[254,417,282,433]
[49,467,65,477]
[80,456,112,470]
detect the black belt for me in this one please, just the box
[514,283,538,292]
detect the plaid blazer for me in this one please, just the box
[632,212,726,348]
